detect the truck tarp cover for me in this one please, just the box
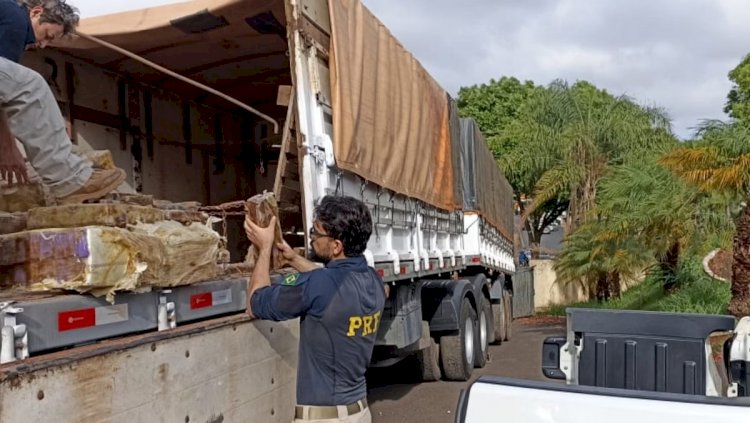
[460,118,514,240]
[328,0,459,211]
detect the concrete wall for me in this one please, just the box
[531,259,589,310]
[531,259,645,310]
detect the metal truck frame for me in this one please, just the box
[0,0,520,421]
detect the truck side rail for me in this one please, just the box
[456,376,750,423]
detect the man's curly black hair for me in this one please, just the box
[314,195,373,257]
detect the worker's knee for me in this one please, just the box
[16,67,48,92]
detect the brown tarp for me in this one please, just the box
[328,0,458,211]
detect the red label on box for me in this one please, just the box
[190,293,213,309]
[58,308,96,332]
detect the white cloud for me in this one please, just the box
[362,0,750,139]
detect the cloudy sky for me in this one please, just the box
[73,0,750,139]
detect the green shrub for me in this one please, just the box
[657,258,731,315]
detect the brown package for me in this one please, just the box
[244,192,285,271]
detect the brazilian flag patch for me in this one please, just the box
[283,273,301,286]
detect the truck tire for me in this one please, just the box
[416,338,441,381]
[504,290,513,341]
[440,297,476,381]
[491,300,506,345]
[474,297,491,368]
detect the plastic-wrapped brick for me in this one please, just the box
[0,222,223,301]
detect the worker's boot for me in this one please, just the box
[57,168,126,204]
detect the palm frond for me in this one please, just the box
[659,147,724,174]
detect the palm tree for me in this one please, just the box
[502,80,675,237]
[595,162,734,291]
[660,121,750,316]
[555,220,654,300]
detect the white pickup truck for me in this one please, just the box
[456,309,750,422]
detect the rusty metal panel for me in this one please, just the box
[512,268,535,318]
[0,318,299,423]
[302,0,331,33]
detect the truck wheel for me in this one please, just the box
[504,290,513,341]
[416,338,441,381]
[491,300,506,345]
[474,297,491,368]
[440,297,476,381]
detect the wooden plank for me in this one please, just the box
[64,62,76,143]
[182,102,193,164]
[127,84,141,121]
[213,113,225,174]
[117,79,127,150]
[273,92,296,197]
[276,85,293,107]
[301,0,332,34]
[144,90,154,159]
[281,179,301,192]
[72,105,121,128]
[284,160,299,176]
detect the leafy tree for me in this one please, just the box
[725,53,750,126]
[660,121,750,316]
[457,76,538,156]
[595,161,734,291]
[555,219,653,301]
[457,76,561,253]
[501,80,675,239]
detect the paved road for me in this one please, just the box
[366,319,565,423]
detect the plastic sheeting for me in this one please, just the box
[328,0,459,211]
[449,97,464,211]
[460,118,514,241]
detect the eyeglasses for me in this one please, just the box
[309,227,333,240]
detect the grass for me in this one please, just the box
[543,257,731,316]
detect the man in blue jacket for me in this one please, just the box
[245,195,386,423]
[0,0,126,203]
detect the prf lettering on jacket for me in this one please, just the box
[347,311,381,337]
